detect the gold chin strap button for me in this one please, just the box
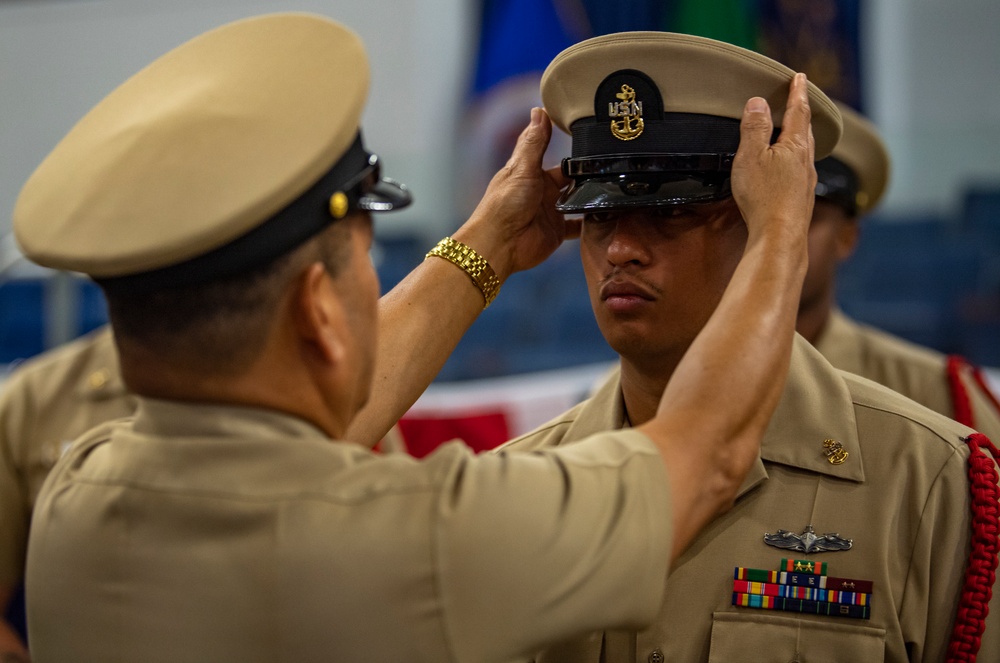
[329,191,349,219]
[87,368,111,390]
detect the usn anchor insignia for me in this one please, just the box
[823,438,849,465]
[764,525,853,554]
[609,84,644,141]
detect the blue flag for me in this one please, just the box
[457,0,586,216]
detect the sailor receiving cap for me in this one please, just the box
[815,102,891,216]
[14,13,410,293]
[540,32,843,212]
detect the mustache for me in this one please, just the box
[598,269,664,298]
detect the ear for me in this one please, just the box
[835,216,861,261]
[293,262,347,365]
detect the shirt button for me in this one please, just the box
[88,368,111,390]
[648,649,665,663]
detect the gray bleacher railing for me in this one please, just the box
[0,232,80,355]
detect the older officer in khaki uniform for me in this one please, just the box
[0,325,134,659]
[14,13,823,663]
[502,33,1000,663]
[798,103,1000,440]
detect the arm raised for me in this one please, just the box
[345,108,575,446]
[639,73,817,560]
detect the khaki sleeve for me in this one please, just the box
[900,443,998,662]
[0,377,33,586]
[433,429,672,663]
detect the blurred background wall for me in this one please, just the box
[2,0,999,375]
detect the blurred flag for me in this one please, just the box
[579,0,668,35]
[659,0,862,109]
[456,0,587,217]
[666,0,759,50]
[756,0,862,109]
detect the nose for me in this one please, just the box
[606,215,651,268]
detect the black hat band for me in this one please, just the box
[815,156,860,216]
[558,68,779,211]
[569,113,748,159]
[564,153,735,178]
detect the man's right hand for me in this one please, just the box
[454,107,578,281]
[346,108,576,447]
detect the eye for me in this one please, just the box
[583,211,619,225]
[650,206,694,220]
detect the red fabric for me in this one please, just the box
[947,432,1000,662]
[946,357,1000,661]
[948,355,976,428]
[397,411,511,458]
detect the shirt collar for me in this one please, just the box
[132,396,332,443]
[760,334,864,485]
[813,308,866,377]
[563,335,865,499]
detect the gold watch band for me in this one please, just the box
[425,237,501,308]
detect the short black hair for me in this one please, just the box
[104,221,352,374]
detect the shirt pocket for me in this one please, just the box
[709,611,886,663]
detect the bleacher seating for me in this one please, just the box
[962,187,1000,241]
[371,234,425,292]
[436,243,615,380]
[837,186,1000,365]
[0,279,46,364]
[0,277,107,365]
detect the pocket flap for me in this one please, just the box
[709,611,886,662]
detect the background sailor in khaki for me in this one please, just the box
[798,102,1000,440]
[14,13,819,662]
[0,325,134,660]
[501,32,1000,663]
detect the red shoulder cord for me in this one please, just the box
[946,355,1000,662]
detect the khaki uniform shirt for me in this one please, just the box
[26,398,672,663]
[503,336,1000,663]
[0,326,135,585]
[816,309,1000,442]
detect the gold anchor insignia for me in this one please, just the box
[609,84,644,141]
[823,439,849,465]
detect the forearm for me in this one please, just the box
[642,229,806,558]
[0,585,28,662]
[667,227,806,442]
[343,228,502,446]
[0,622,29,662]
[344,108,569,447]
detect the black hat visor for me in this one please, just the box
[557,153,734,212]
